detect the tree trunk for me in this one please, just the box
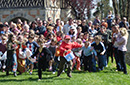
[119,0,123,19]
[122,0,126,17]
[112,0,118,17]
[127,0,130,23]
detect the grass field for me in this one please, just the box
[0,61,130,85]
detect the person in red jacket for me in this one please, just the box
[57,35,82,78]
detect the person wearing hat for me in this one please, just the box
[57,35,82,78]
[67,26,77,38]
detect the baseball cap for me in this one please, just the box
[64,35,71,40]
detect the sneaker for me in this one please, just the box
[77,68,81,71]
[38,79,41,81]
[49,67,52,71]
[30,72,32,75]
[14,72,17,77]
[53,72,55,74]
[67,74,72,78]
[62,70,65,73]
[2,70,5,72]
[115,69,118,72]
[105,65,108,67]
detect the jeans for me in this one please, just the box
[118,50,127,74]
[83,55,93,72]
[92,55,97,72]
[97,54,106,70]
[114,47,121,70]
[6,53,17,72]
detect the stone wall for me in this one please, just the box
[0,8,71,23]
[0,8,45,22]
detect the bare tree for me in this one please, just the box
[65,0,96,19]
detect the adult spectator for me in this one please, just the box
[35,20,46,35]
[106,10,114,19]
[119,17,129,29]
[93,16,100,26]
[63,18,76,35]
[88,21,93,30]
[54,19,63,32]
[48,17,53,26]
[29,21,37,31]
[116,28,129,74]
[79,19,89,33]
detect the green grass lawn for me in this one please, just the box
[0,61,130,85]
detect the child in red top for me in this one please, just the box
[57,35,82,78]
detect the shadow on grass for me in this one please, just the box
[0,77,38,82]
[0,78,52,83]
[98,68,121,74]
[53,77,70,80]
[72,70,86,73]
[0,75,71,83]
[0,74,8,77]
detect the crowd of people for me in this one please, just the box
[0,10,129,80]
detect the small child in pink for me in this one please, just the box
[72,38,83,71]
